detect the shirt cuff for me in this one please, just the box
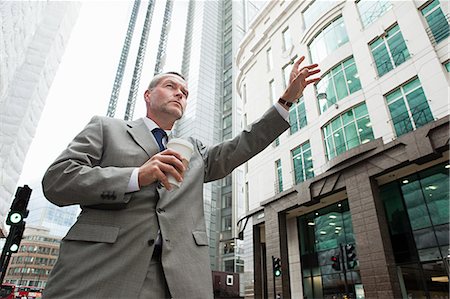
[274,102,290,122]
[127,168,140,193]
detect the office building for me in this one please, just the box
[0,2,80,229]
[236,1,449,298]
[178,0,265,276]
[3,226,61,288]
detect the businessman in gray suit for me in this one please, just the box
[41,56,320,298]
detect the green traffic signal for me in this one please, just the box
[6,186,31,226]
[272,256,282,277]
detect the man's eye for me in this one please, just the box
[166,84,173,88]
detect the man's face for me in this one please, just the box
[145,74,188,122]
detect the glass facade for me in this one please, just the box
[385,77,434,137]
[370,24,410,77]
[316,56,362,113]
[289,97,307,134]
[380,162,449,298]
[421,0,449,44]
[446,61,450,72]
[309,17,349,63]
[323,102,374,160]
[303,1,336,29]
[298,201,362,298]
[275,159,283,193]
[357,0,392,28]
[292,141,314,184]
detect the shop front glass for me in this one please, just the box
[380,162,449,298]
[298,201,363,299]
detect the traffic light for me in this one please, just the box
[6,186,31,226]
[6,222,25,253]
[272,256,281,277]
[345,243,357,269]
[331,255,341,271]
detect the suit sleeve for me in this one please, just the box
[202,106,290,183]
[42,116,135,208]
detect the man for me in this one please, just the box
[41,56,320,298]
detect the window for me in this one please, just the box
[445,61,450,72]
[380,163,449,297]
[323,102,374,160]
[242,83,247,104]
[282,56,297,89]
[273,137,280,147]
[298,201,360,299]
[282,27,292,52]
[292,141,314,184]
[222,215,232,231]
[269,79,276,103]
[370,24,410,77]
[222,193,232,209]
[357,0,392,28]
[289,97,307,134]
[421,0,449,44]
[316,56,362,113]
[267,48,273,71]
[385,77,433,137]
[223,114,232,139]
[275,159,283,193]
[303,1,336,29]
[309,17,349,63]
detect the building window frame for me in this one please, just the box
[323,102,374,160]
[275,159,283,193]
[369,23,410,77]
[291,141,314,184]
[309,16,349,63]
[316,56,362,114]
[357,0,392,28]
[282,27,292,52]
[385,77,434,137]
[420,0,449,45]
[289,97,307,134]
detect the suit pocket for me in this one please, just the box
[192,230,209,246]
[63,223,120,243]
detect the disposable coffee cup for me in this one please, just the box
[166,138,194,189]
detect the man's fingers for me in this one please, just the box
[303,63,319,70]
[306,69,321,76]
[158,162,183,182]
[305,78,321,86]
[293,56,305,68]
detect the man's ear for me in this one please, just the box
[144,89,151,103]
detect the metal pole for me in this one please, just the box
[0,252,12,284]
[340,244,349,296]
[272,255,276,299]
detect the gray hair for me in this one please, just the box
[147,72,185,90]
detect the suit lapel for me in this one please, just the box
[127,118,159,158]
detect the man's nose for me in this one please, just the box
[174,89,184,99]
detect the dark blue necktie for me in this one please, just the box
[151,128,167,250]
[152,128,167,152]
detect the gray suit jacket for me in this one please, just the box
[41,106,289,299]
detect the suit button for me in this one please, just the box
[156,208,165,213]
[148,239,155,246]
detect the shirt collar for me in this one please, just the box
[142,117,171,137]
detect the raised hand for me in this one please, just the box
[281,56,321,104]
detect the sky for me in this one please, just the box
[17,0,188,189]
